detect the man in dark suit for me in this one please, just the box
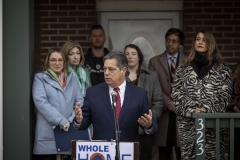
[74,52,157,141]
[149,28,186,160]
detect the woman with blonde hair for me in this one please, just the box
[172,29,232,160]
[61,40,91,97]
[32,48,84,160]
[61,40,92,139]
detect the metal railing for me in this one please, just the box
[192,113,240,160]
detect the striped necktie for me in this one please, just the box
[170,57,176,100]
[114,87,121,119]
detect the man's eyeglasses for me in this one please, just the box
[165,39,179,44]
[49,59,64,64]
[103,67,117,73]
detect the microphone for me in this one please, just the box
[111,91,117,108]
[111,91,121,159]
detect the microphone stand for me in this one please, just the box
[112,102,121,160]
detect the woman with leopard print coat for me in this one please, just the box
[172,29,232,160]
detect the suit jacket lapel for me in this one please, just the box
[101,83,115,122]
[138,71,144,87]
[178,52,185,65]
[159,52,170,76]
[118,82,134,124]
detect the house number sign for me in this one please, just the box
[196,118,204,156]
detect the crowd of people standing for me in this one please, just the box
[32,24,237,160]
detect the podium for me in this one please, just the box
[71,140,139,160]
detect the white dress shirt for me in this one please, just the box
[109,80,126,107]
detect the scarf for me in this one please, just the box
[191,53,214,79]
[68,63,91,96]
[68,64,92,140]
[47,69,66,88]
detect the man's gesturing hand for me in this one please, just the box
[75,102,83,124]
[137,109,153,129]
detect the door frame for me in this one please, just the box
[100,12,181,49]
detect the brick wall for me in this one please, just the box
[183,0,240,66]
[33,0,239,157]
[34,0,240,72]
[34,0,96,72]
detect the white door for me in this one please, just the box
[101,12,180,66]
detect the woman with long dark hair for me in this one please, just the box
[172,29,232,159]
[124,44,163,160]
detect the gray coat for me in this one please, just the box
[127,65,164,134]
[149,52,186,146]
[32,71,84,154]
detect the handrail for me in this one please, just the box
[192,113,240,160]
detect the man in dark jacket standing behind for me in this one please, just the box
[85,24,110,86]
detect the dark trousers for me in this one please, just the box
[234,128,240,160]
[39,155,56,160]
[39,155,72,160]
[158,146,181,160]
[139,134,154,160]
[158,111,181,160]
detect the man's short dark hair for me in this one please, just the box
[165,28,185,45]
[90,24,105,35]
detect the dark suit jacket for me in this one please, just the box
[79,81,157,142]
